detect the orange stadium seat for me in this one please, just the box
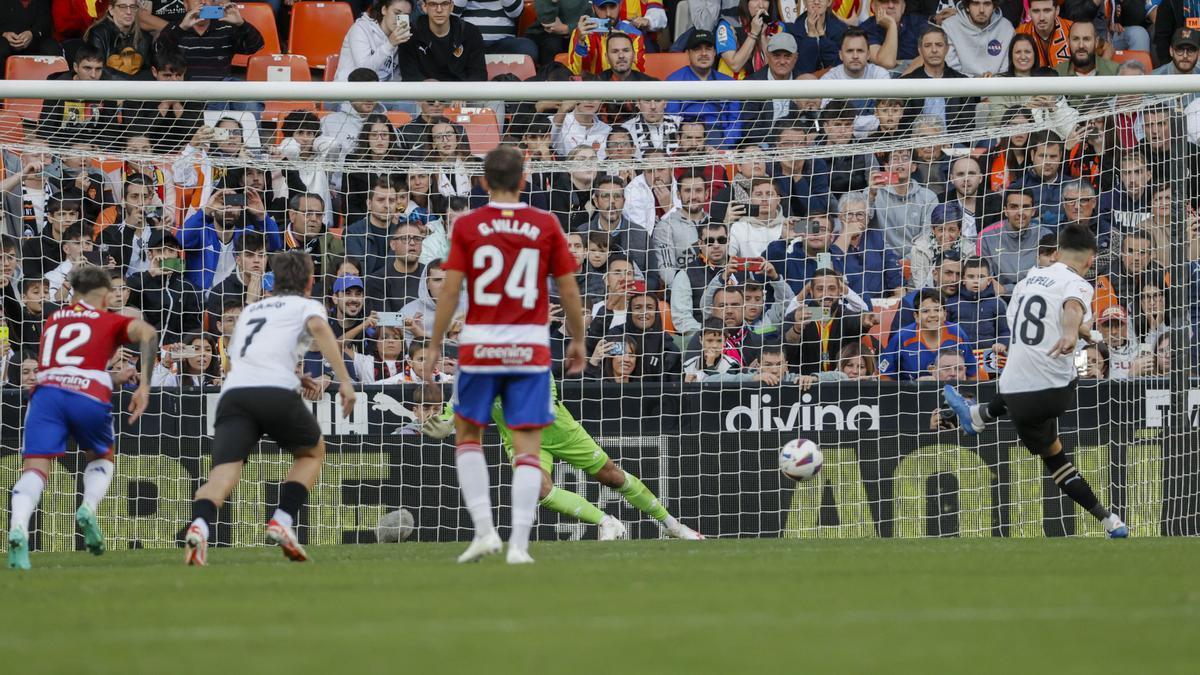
[386,110,412,127]
[554,52,570,68]
[517,1,538,37]
[289,2,355,70]
[4,55,68,121]
[444,106,501,155]
[644,52,688,80]
[1112,50,1153,72]
[486,54,536,81]
[0,109,25,145]
[247,54,316,123]
[233,3,281,68]
[324,53,340,81]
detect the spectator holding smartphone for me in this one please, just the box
[608,292,680,378]
[335,0,411,83]
[727,177,787,259]
[157,1,265,82]
[566,0,647,75]
[782,269,874,374]
[151,333,222,387]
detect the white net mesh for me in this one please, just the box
[0,82,1197,550]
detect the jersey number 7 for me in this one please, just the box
[473,246,539,309]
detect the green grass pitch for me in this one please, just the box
[1,538,1197,674]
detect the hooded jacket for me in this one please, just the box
[398,263,466,344]
[943,7,1014,77]
[651,207,708,286]
[335,15,401,82]
[727,213,787,259]
[951,283,1010,348]
[976,220,1054,292]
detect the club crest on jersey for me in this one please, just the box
[477,218,541,240]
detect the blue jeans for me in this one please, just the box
[485,36,539,61]
[1109,26,1151,53]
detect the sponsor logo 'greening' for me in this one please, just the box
[473,345,535,363]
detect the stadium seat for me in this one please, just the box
[517,1,538,37]
[554,52,570,67]
[486,54,536,81]
[0,109,25,144]
[1112,50,1153,72]
[289,2,355,70]
[644,52,689,80]
[247,54,316,123]
[324,53,340,81]
[233,3,282,68]
[443,106,501,155]
[386,110,412,127]
[4,55,68,121]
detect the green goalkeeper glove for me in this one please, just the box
[421,415,455,439]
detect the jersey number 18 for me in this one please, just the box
[1012,294,1048,345]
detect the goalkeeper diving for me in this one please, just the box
[421,377,703,540]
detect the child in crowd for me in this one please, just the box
[683,319,740,382]
[955,257,1009,353]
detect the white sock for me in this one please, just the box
[508,461,541,553]
[455,445,495,537]
[9,471,45,534]
[189,518,210,540]
[82,458,115,512]
[969,404,987,429]
[271,509,293,529]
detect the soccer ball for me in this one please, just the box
[376,508,415,543]
[779,439,823,481]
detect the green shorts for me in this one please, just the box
[502,423,610,476]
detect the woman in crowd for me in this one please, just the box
[714,0,781,79]
[789,0,846,75]
[981,108,1033,193]
[836,342,877,379]
[151,333,222,387]
[426,120,471,197]
[976,34,1058,129]
[587,335,642,383]
[1066,115,1122,195]
[334,0,411,83]
[342,113,403,222]
[608,292,680,379]
[1132,275,1172,351]
[83,0,153,79]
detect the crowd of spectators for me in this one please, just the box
[0,0,1197,390]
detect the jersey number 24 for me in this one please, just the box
[473,246,539,309]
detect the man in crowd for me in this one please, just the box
[599,31,651,81]
[579,175,660,290]
[671,222,730,336]
[863,147,937,259]
[345,175,404,278]
[1017,0,1072,68]
[567,1,646,75]
[37,45,116,145]
[652,168,709,288]
[860,0,919,70]
[399,0,487,81]
[365,220,426,315]
[901,24,974,134]
[283,193,343,281]
[621,98,682,157]
[178,187,281,291]
[204,230,266,329]
[126,230,202,345]
[455,0,539,60]
[943,0,1014,77]
[742,33,803,146]
[157,0,264,82]
[666,30,744,149]
[977,189,1054,293]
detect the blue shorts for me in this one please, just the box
[22,387,115,458]
[453,370,554,429]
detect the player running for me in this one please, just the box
[941,224,1128,538]
[183,251,356,566]
[422,145,588,565]
[420,377,704,541]
[7,264,158,570]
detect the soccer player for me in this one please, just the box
[7,264,158,570]
[942,224,1129,538]
[420,377,704,541]
[422,145,588,565]
[183,251,357,566]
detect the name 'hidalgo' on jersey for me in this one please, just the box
[443,202,577,372]
[36,301,135,404]
[999,262,1094,395]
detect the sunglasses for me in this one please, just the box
[705,236,728,245]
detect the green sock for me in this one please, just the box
[616,471,669,521]
[539,487,606,525]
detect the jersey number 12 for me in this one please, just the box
[40,322,91,367]
[472,246,539,309]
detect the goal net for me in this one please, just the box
[0,78,1196,551]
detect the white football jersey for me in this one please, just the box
[221,295,327,393]
[999,263,1094,394]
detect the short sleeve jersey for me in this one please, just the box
[443,201,577,372]
[36,301,135,404]
[222,295,327,392]
[999,262,1094,394]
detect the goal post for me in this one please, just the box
[0,76,1196,549]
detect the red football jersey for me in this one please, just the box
[36,301,135,404]
[443,201,577,372]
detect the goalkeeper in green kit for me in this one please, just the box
[421,377,703,540]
